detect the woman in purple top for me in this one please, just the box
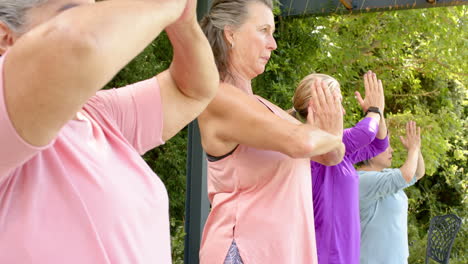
[290,71,389,264]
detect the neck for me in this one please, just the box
[359,163,385,172]
[225,69,253,95]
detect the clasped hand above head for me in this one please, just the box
[355,70,385,114]
[400,121,421,152]
[304,79,345,165]
[307,79,344,138]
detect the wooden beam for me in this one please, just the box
[340,0,353,10]
[280,0,468,17]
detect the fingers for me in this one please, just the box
[363,71,371,96]
[316,80,330,108]
[409,120,416,137]
[378,79,384,95]
[310,79,332,112]
[332,90,342,113]
[406,121,421,142]
[355,91,364,107]
[306,105,315,125]
[378,79,385,111]
[309,80,320,111]
[406,120,412,137]
[308,79,343,137]
[370,71,378,93]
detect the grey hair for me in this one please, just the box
[0,0,48,33]
[200,0,273,81]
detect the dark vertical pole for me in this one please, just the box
[184,2,212,264]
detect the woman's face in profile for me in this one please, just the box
[229,2,277,80]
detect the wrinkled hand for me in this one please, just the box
[307,79,344,138]
[355,70,385,113]
[400,121,421,151]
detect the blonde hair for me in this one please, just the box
[290,73,341,122]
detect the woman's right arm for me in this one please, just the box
[399,121,423,182]
[4,0,186,147]
[198,82,344,160]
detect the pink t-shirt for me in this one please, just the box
[0,54,171,263]
[199,97,318,264]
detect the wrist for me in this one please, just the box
[408,147,419,153]
[365,106,382,117]
[167,19,199,35]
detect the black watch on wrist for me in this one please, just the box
[366,106,382,117]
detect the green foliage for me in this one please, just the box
[107,5,466,263]
[171,218,186,264]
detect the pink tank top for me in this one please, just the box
[199,96,318,264]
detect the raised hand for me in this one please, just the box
[355,70,385,113]
[400,121,421,151]
[307,79,344,138]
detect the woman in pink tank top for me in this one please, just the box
[198,1,346,263]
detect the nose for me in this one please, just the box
[267,35,277,51]
[342,106,346,115]
[389,146,394,154]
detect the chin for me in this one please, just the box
[258,67,267,75]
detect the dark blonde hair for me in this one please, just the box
[290,73,341,122]
[200,0,274,81]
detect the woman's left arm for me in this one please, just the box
[157,0,219,141]
[415,149,426,180]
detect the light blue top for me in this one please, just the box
[358,168,417,264]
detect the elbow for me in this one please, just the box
[45,18,101,63]
[323,144,346,166]
[202,72,220,102]
[40,19,111,90]
[401,170,415,183]
[174,65,220,103]
[416,171,425,180]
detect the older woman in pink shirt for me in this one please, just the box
[198,0,346,263]
[0,0,218,263]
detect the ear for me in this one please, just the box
[223,25,235,47]
[0,22,16,55]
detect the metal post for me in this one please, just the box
[184,120,210,264]
[184,2,212,264]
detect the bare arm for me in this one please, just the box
[158,0,219,141]
[198,82,343,160]
[356,71,387,139]
[4,0,185,146]
[399,121,422,182]
[415,148,426,180]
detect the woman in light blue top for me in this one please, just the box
[357,121,425,264]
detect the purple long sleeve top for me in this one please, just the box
[311,117,389,264]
